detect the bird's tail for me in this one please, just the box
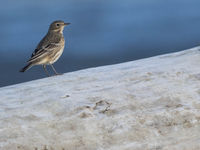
[19,63,33,72]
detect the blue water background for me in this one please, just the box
[1,0,200,87]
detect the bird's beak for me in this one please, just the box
[64,23,71,26]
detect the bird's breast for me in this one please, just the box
[49,45,65,64]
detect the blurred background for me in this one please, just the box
[1,0,200,87]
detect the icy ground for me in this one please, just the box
[1,47,200,150]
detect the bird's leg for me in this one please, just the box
[43,65,50,77]
[50,64,62,75]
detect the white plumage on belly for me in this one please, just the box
[49,46,64,64]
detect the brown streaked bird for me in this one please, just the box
[20,20,70,76]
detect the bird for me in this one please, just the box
[20,20,70,76]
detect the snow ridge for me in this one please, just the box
[1,47,200,150]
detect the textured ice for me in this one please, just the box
[1,47,200,150]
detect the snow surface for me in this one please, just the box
[1,47,200,150]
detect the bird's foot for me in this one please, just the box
[54,73,63,76]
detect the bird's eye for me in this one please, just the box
[56,24,60,26]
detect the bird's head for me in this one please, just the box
[49,20,70,33]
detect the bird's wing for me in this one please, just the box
[28,43,62,62]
